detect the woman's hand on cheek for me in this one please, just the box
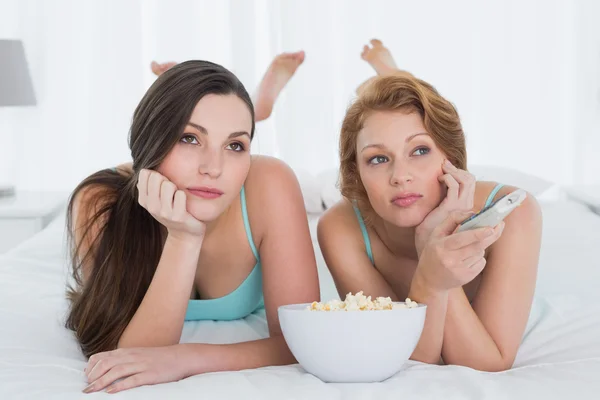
[413,211,504,294]
[82,345,192,394]
[415,160,476,257]
[137,169,206,243]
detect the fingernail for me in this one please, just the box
[83,383,95,393]
[484,228,494,237]
[106,387,116,394]
[444,159,453,167]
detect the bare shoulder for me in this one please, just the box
[317,199,398,299]
[317,199,367,263]
[474,181,542,235]
[245,155,297,187]
[72,182,113,222]
[71,180,116,280]
[243,155,306,236]
[474,181,538,210]
[317,199,361,239]
[244,156,301,203]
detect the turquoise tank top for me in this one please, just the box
[353,183,505,265]
[184,185,265,320]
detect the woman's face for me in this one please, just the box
[357,110,447,228]
[158,94,253,222]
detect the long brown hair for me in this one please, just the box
[339,73,466,218]
[65,61,255,357]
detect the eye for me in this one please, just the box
[227,142,245,152]
[180,134,199,145]
[368,155,389,165]
[412,147,430,156]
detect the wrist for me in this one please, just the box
[166,232,203,249]
[176,343,206,377]
[414,227,431,258]
[409,272,448,302]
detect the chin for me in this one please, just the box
[186,200,223,222]
[382,205,429,228]
[389,214,425,228]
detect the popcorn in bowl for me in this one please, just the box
[307,291,418,311]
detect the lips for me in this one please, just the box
[391,193,423,207]
[187,187,224,199]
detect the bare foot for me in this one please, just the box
[151,61,177,76]
[356,76,377,96]
[361,39,398,76]
[253,51,305,121]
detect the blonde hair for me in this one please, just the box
[339,73,466,218]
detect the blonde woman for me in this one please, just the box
[318,40,542,372]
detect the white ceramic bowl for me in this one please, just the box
[278,303,427,383]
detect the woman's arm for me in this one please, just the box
[407,210,505,366]
[317,202,398,300]
[247,156,320,339]
[118,169,206,348]
[406,276,449,364]
[83,337,293,393]
[118,235,201,348]
[72,166,205,349]
[440,194,542,371]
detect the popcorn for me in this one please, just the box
[308,291,418,311]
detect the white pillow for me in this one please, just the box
[562,185,600,213]
[468,165,555,196]
[295,169,326,214]
[535,200,600,299]
[317,165,556,210]
[317,168,343,210]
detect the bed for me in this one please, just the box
[1,195,600,399]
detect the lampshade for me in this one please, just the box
[0,39,36,107]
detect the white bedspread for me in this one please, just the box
[1,201,599,399]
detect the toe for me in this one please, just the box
[150,61,161,75]
[361,45,370,58]
[370,38,383,47]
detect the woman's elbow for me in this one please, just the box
[409,350,443,365]
[478,358,514,372]
[446,356,515,372]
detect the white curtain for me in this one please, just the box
[1,0,599,192]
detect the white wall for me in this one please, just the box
[1,0,599,192]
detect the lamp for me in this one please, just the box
[0,39,37,198]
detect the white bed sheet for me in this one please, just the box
[1,201,600,399]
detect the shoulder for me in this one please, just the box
[70,173,119,279]
[318,199,359,235]
[473,181,540,215]
[317,199,366,257]
[72,165,130,218]
[474,181,542,251]
[72,181,114,223]
[245,155,297,189]
[242,155,306,233]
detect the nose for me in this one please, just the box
[390,159,413,186]
[197,148,223,179]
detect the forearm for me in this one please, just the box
[407,274,449,364]
[119,235,201,348]
[441,288,509,371]
[182,335,296,375]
